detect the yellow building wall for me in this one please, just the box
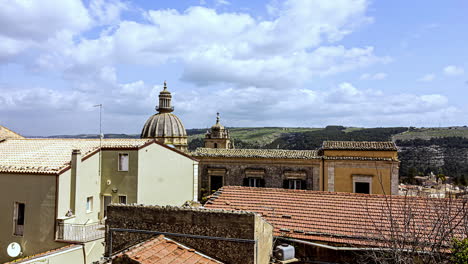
[334,166,391,194]
[324,161,393,195]
[101,150,139,205]
[324,150,397,159]
[0,173,67,263]
[137,143,197,205]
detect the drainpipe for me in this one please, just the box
[70,149,81,214]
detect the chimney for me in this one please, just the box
[70,149,81,213]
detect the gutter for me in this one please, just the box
[278,237,438,254]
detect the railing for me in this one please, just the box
[56,221,105,242]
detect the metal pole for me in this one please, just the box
[93,104,103,179]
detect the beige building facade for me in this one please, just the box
[0,138,198,263]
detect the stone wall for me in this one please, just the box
[105,205,273,264]
[198,158,321,194]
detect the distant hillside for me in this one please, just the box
[393,126,468,141]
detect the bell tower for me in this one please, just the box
[204,113,233,149]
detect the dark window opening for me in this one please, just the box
[210,175,223,191]
[14,202,25,236]
[214,143,218,148]
[355,182,370,194]
[118,196,127,204]
[103,196,112,217]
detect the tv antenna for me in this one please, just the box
[93,104,103,178]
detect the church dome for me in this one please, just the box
[141,113,187,138]
[140,81,188,151]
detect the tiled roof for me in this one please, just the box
[4,244,82,263]
[0,125,24,140]
[324,156,395,161]
[0,138,152,174]
[322,141,397,151]
[192,148,320,159]
[113,235,223,264]
[205,186,466,248]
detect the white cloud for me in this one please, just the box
[215,0,231,6]
[418,73,436,82]
[360,72,387,80]
[443,65,464,76]
[89,0,129,25]
[175,82,455,128]
[28,0,387,89]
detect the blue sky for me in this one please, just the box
[0,0,467,136]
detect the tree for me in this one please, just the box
[361,189,468,263]
[451,238,468,264]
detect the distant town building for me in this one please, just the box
[0,138,198,263]
[204,113,233,149]
[141,82,188,152]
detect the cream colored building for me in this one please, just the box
[0,138,198,263]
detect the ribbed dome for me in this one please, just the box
[141,113,187,138]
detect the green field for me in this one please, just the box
[188,127,322,147]
[393,127,468,141]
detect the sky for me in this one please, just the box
[0,0,467,136]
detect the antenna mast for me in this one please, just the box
[93,104,103,178]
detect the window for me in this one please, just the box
[103,195,112,217]
[214,143,218,148]
[210,176,223,192]
[118,153,129,171]
[13,202,25,236]
[118,195,127,204]
[355,182,370,194]
[243,177,265,187]
[86,196,93,213]
[283,179,306,190]
[352,175,373,194]
[289,179,302,189]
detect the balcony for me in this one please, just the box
[56,221,105,242]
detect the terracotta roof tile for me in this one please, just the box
[114,235,223,264]
[205,186,467,248]
[191,148,320,159]
[322,141,397,151]
[0,138,152,174]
